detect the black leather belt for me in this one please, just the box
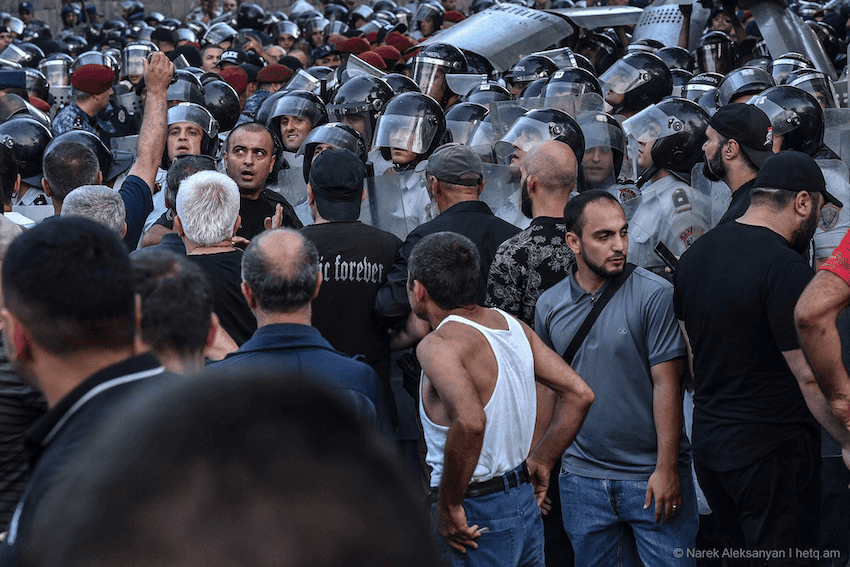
[427,461,531,505]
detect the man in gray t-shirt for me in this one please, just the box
[534,190,697,567]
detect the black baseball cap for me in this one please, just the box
[708,103,774,168]
[309,148,366,221]
[754,150,843,208]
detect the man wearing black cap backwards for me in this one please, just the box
[701,103,774,225]
[674,151,850,562]
[301,149,402,422]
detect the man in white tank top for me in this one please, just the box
[407,231,594,567]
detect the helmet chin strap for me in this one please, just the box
[636,164,658,189]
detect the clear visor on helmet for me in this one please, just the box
[578,113,625,154]
[167,102,219,138]
[622,104,686,143]
[531,47,577,70]
[788,74,839,109]
[681,82,714,102]
[543,79,594,98]
[445,74,488,98]
[413,57,449,100]
[327,107,374,144]
[0,44,27,64]
[716,68,772,106]
[746,94,800,135]
[167,80,204,105]
[271,94,324,126]
[447,116,485,145]
[412,3,440,29]
[24,70,47,96]
[468,119,495,163]
[73,51,117,73]
[373,113,438,154]
[346,54,385,80]
[274,21,300,40]
[286,69,321,92]
[203,23,237,45]
[770,59,811,84]
[599,58,651,96]
[7,18,24,36]
[297,122,363,157]
[122,44,154,78]
[696,43,733,74]
[494,116,552,164]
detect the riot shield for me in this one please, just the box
[479,163,530,229]
[345,55,385,80]
[363,169,432,240]
[274,167,312,227]
[823,108,850,172]
[604,182,641,222]
[814,158,850,262]
[627,178,712,274]
[690,162,732,229]
[749,0,836,79]
[110,134,139,157]
[546,6,643,31]
[629,0,688,49]
[418,4,574,73]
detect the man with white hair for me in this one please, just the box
[176,170,255,346]
[61,185,127,239]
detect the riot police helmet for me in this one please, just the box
[372,91,446,163]
[298,121,367,183]
[600,51,672,113]
[167,70,204,105]
[622,97,709,182]
[696,31,734,75]
[767,52,814,84]
[383,72,421,95]
[577,110,626,187]
[266,89,327,152]
[465,83,511,104]
[327,74,394,146]
[495,107,585,166]
[411,42,467,108]
[0,117,50,184]
[201,77,240,131]
[445,101,488,146]
[783,68,840,109]
[542,67,602,98]
[575,31,619,75]
[656,46,696,72]
[163,102,219,168]
[747,84,823,156]
[504,54,558,91]
[715,66,775,106]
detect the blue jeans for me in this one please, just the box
[560,469,698,567]
[430,463,545,567]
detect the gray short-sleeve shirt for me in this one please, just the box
[535,265,691,480]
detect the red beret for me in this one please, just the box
[219,66,248,95]
[386,34,416,54]
[375,45,401,64]
[29,96,50,113]
[358,51,387,71]
[338,37,372,55]
[257,64,293,84]
[70,63,115,95]
[445,10,465,22]
[365,31,379,44]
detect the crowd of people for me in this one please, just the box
[0,0,848,564]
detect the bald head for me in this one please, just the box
[241,228,321,314]
[525,140,577,195]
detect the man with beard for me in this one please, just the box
[674,151,850,563]
[223,123,301,241]
[701,104,774,225]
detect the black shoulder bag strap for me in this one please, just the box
[562,263,637,365]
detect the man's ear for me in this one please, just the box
[174,215,184,237]
[268,152,277,175]
[1,307,32,364]
[232,214,241,237]
[241,281,257,309]
[41,176,51,197]
[204,312,220,349]
[96,170,103,185]
[565,231,582,256]
[312,269,323,299]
